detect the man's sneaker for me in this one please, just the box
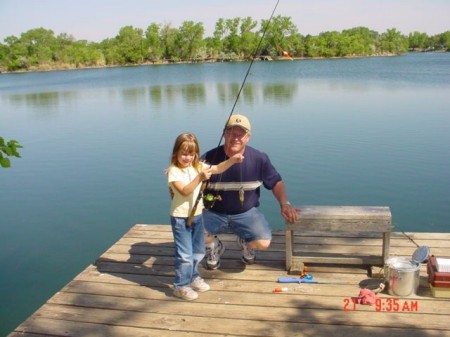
[190,277,210,292]
[237,237,256,264]
[173,286,198,301]
[205,236,225,270]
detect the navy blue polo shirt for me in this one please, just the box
[202,145,282,214]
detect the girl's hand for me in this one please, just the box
[231,153,244,163]
[201,167,213,180]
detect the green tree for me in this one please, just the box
[223,18,241,57]
[4,35,29,70]
[53,33,103,67]
[52,33,75,64]
[318,31,342,57]
[305,35,326,57]
[0,137,22,168]
[408,31,430,50]
[1,19,449,71]
[238,17,258,58]
[20,28,57,65]
[210,18,227,58]
[145,23,164,61]
[341,27,378,56]
[174,21,205,60]
[262,15,298,57]
[160,24,178,61]
[0,42,9,71]
[290,33,306,57]
[68,41,103,66]
[114,26,145,64]
[380,28,408,54]
[435,31,450,50]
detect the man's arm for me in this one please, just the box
[271,180,299,223]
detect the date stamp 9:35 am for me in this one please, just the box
[343,297,419,312]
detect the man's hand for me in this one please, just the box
[281,203,299,224]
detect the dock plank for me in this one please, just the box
[8,224,450,337]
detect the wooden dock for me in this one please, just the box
[8,224,450,337]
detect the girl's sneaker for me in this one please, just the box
[190,277,210,292]
[173,286,198,301]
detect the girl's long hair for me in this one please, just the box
[170,133,202,172]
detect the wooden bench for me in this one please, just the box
[285,206,392,273]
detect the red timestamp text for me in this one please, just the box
[343,298,419,312]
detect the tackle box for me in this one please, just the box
[427,256,450,288]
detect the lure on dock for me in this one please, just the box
[277,277,353,285]
[278,277,318,284]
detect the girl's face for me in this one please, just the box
[177,149,195,168]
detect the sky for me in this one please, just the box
[1,0,449,42]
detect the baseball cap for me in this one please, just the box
[226,114,251,132]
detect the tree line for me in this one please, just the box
[0,15,449,72]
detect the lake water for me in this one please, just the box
[1,52,449,334]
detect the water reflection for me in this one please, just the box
[181,84,205,104]
[2,91,81,119]
[149,86,162,105]
[165,85,179,106]
[262,83,298,103]
[5,91,67,108]
[112,82,301,108]
[241,85,256,105]
[122,87,147,106]
[2,80,382,116]
[216,82,236,104]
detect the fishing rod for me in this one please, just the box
[186,0,281,226]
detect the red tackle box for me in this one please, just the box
[427,256,450,288]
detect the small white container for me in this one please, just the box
[436,258,450,273]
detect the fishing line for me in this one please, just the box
[391,222,431,265]
[389,220,421,248]
[187,0,281,225]
[401,230,420,248]
[208,0,281,184]
[396,223,420,248]
[213,0,280,153]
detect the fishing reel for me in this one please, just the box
[203,193,221,209]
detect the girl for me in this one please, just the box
[167,133,243,300]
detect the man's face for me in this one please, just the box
[224,126,250,155]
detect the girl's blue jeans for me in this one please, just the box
[170,214,205,288]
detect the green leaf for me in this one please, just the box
[0,157,11,168]
[1,146,12,156]
[7,139,22,147]
[0,138,22,167]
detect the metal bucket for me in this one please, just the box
[384,257,420,296]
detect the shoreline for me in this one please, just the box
[0,51,430,75]
[1,50,446,75]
